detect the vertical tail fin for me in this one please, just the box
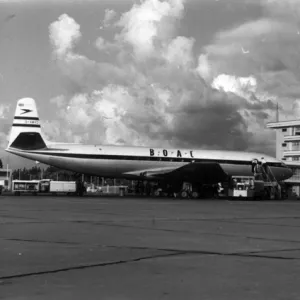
[7,98,47,150]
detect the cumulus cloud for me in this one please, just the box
[49,14,82,59]
[45,0,300,156]
[0,104,11,149]
[201,0,300,99]
[102,9,117,28]
[0,133,8,149]
[115,0,186,60]
[0,0,131,2]
[264,0,300,21]
[0,104,10,119]
[0,104,12,163]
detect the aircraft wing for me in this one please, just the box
[162,162,229,184]
[124,162,229,184]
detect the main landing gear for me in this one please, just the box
[154,182,219,200]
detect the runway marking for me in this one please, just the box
[1,246,298,282]
[0,251,183,281]
[63,220,300,245]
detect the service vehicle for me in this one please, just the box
[228,176,265,200]
[12,180,40,196]
[49,181,77,195]
[12,179,79,196]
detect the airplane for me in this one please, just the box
[5,98,292,197]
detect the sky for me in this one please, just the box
[0,0,300,169]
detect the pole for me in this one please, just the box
[6,164,8,190]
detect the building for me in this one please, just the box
[0,168,12,191]
[267,119,300,196]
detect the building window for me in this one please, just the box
[282,128,287,132]
[292,142,300,151]
[282,158,286,160]
[282,143,287,147]
[292,168,300,175]
[292,157,300,161]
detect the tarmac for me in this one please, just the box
[1,195,300,300]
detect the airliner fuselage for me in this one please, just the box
[7,143,292,183]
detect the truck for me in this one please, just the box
[12,179,79,196]
[228,176,265,200]
[49,181,77,195]
[12,180,40,196]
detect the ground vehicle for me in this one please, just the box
[49,181,77,195]
[12,180,40,196]
[12,179,79,196]
[228,176,265,200]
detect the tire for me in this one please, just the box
[154,190,160,197]
[191,191,199,199]
[180,191,188,199]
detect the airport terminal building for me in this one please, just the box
[267,119,300,196]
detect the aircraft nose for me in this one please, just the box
[271,165,293,181]
[285,167,293,180]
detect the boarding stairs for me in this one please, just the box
[255,163,281,200]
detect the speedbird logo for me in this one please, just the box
[20,109,32,115]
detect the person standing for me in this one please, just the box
[261,157,267,173]
[251,159,259,175]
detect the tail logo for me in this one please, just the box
[20,109,32,115]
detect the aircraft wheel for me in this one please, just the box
[264,189,270,200]
[154,190,160,197]
[191,191,199,199]
[180,191,188,199]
